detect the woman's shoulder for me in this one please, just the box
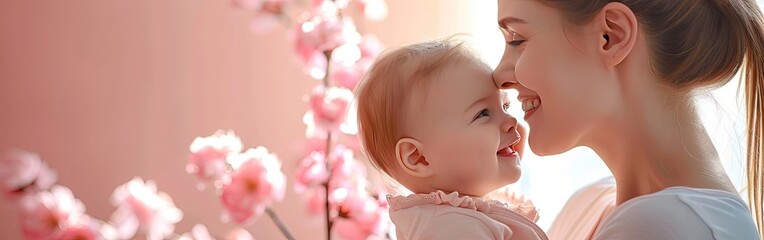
[594,187,759,240]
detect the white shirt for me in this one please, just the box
[594,187,759,240]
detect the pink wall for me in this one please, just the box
[0,1,489,239]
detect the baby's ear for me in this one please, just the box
[395,138,434,178]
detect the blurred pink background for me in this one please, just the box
[0,1,498,239]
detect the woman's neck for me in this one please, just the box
[585,86,736,205]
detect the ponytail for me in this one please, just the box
[740,0,764,236]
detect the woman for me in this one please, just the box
[492,0,763,239]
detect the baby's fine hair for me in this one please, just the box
[355,36,484,183]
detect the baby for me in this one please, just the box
[355,38,548,239]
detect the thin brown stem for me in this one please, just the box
[266,207,296,240]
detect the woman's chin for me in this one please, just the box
[528,134,567,156]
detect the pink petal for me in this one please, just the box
[294,152,329,193]
[221,148,286,225]
[357,0,388,21]
[226,227,255,240]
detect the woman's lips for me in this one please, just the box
[524,107,538,121]
[521,98,540,121]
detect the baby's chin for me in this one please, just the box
[499,163,522,184]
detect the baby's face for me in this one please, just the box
[408,60,526,196]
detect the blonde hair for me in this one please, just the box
[355,37,481,186]
[541,0,764,236]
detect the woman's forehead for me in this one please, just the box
[497,0,556,27]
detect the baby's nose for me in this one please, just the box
[501,113,519,133]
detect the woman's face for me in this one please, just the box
[493,0,620,155]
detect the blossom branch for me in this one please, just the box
[265,207,296,240]
[322,49,335,240]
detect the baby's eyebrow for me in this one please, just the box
[465,96,492,113]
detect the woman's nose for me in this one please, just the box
[493,57,518,90]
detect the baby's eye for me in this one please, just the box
[502,102,511,112]
[473,109,490,121]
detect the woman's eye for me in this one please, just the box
[474,109,490,120]
[507,40,526,47]
[508,31,526,47]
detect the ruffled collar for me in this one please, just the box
[387,190,539,222]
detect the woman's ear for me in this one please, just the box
[596,2,638,68]
[395,138,434,178]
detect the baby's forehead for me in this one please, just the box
[411,62,497,107]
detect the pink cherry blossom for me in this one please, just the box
[55,215,108,240]
[308,86,354,132]
[330,34,381,90]
[292,1,361,79]
[331,43,362,66]
[357,0,388,21]
[226,227,255,240]
[0,150,57,198]
[327,145,368,191]
[233,0,290,12]
[57,225,99,240]
[220,147,286,225]
[330,188,386,240]
[303,187,326,216]
[299,136,329,157]
[188,130,243,182]
[358,34,383,60]
[109,177,183,240]
[18,185,85,239]
[179,224,215,240]
[294,151,329,193]
[302,109,329,140]
[239,0,294,33]
[330,60,367,90]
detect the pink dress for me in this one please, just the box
[387,190,548,240]
[548,176,617,240]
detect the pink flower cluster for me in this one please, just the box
[17,185,109,239]
[232,0,385,89]
[228,0,393,238]
[1,151,106,239]
[188,130,243,184]
[187,131,287,226]
[0,150,190,240]
[4,0,392,238]
[294,145,390,239]
[109,177,183,239]
[2,148,260,240]
[0,150,57,199]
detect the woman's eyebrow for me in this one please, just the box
[498,16,528,30]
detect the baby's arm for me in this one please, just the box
[417,212,511,240]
